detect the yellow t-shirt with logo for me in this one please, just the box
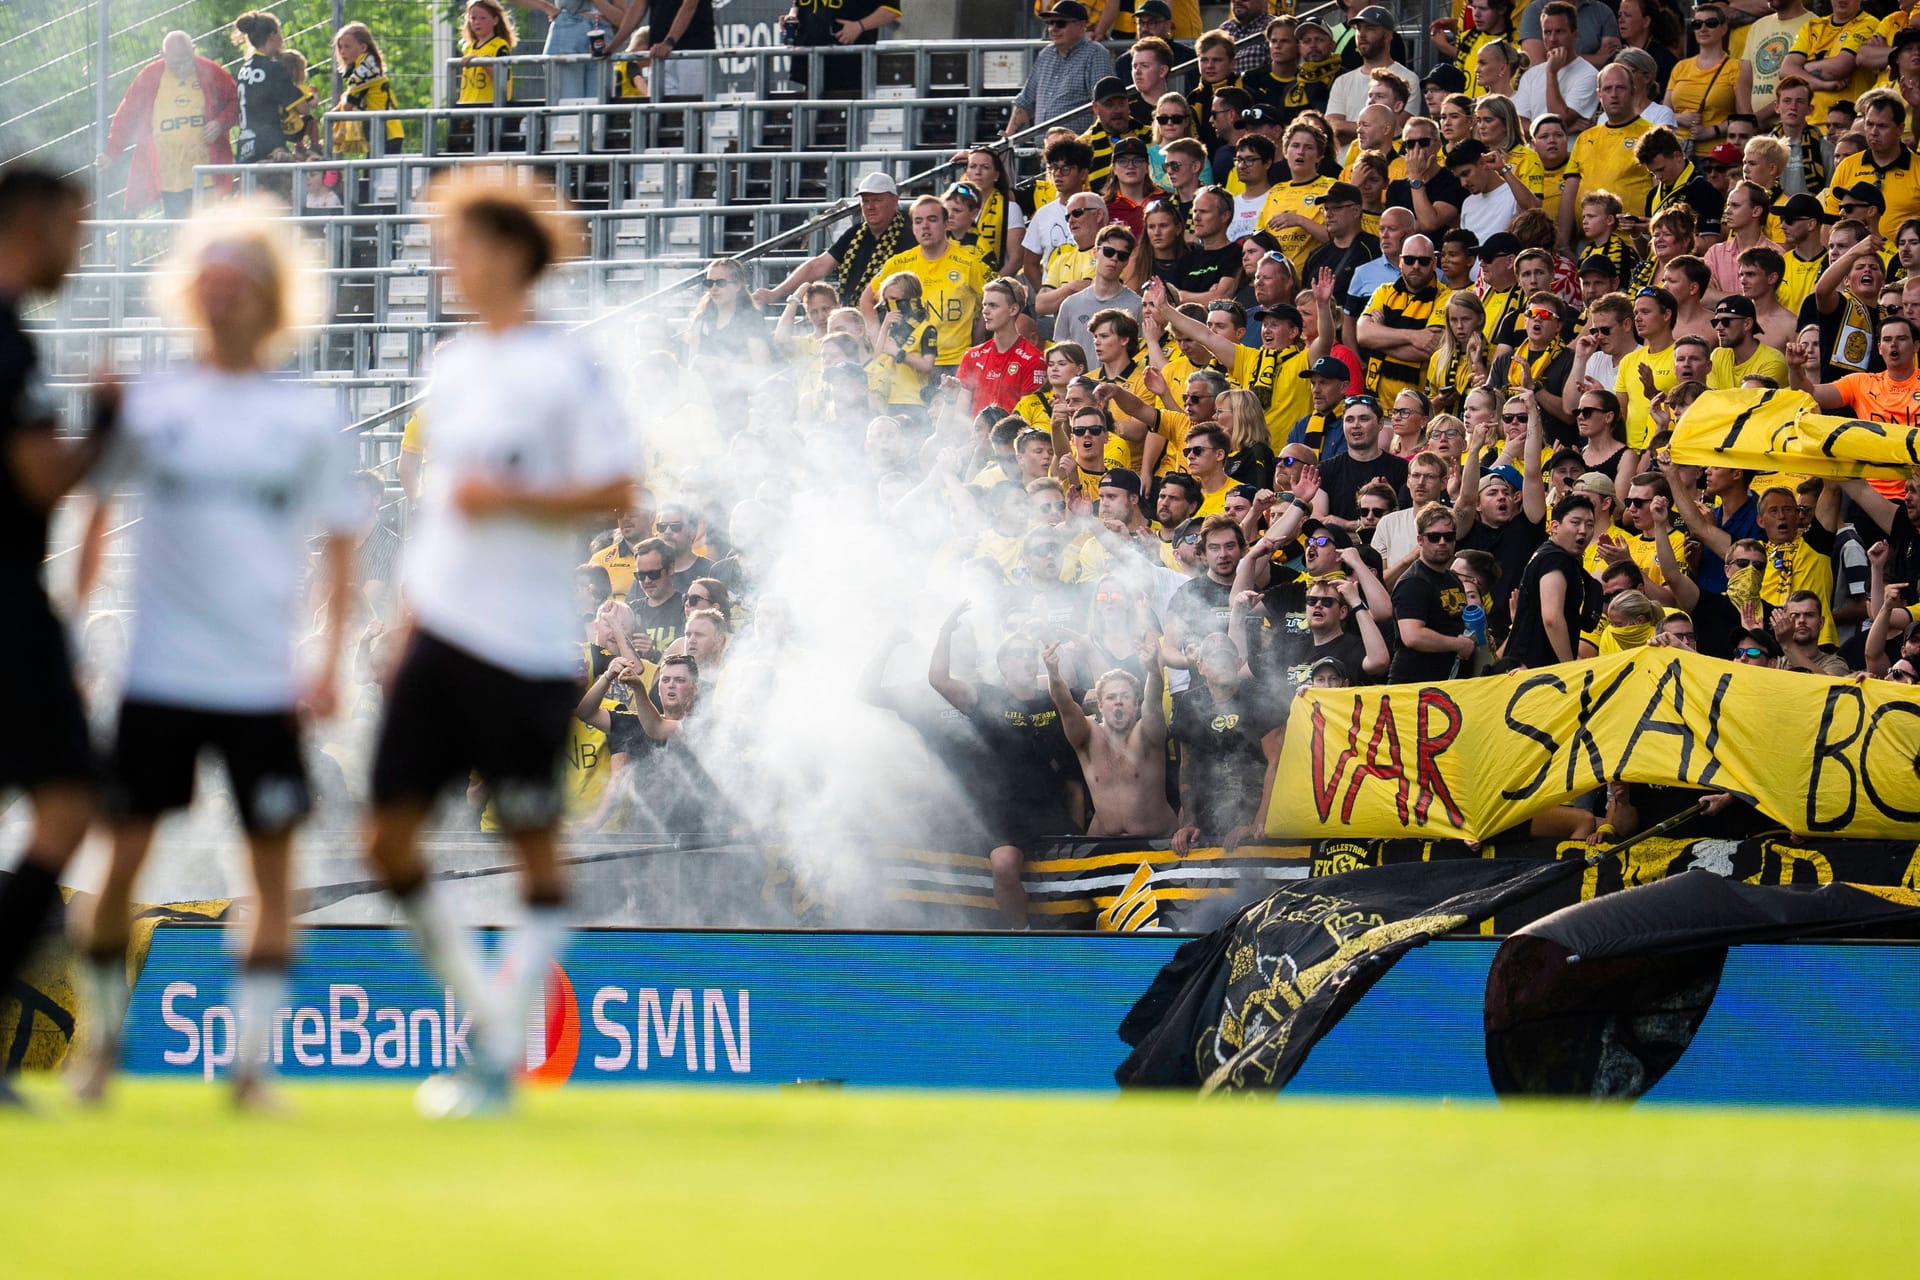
[1614,344,1677,449]
[1043,242,1096,288]
[1777,249,1825,317]
[152,67,207,194]
[1570,119,1656,218]
[872,242,990,366]
[1787,14,1882,118]
[1259,176,1336,273]
[459,35,513,104]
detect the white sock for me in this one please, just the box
[234,965,287,1075]
[397,880,491,1026]
[487,901,570,1075]
[80,953,130,1056]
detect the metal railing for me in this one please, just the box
[447,39,1040,107]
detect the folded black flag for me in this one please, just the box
[1486,871,1920,1100]
[1116,858,1585,1093]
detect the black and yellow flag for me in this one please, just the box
[1669,388,1912,480]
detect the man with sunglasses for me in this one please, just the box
[1055,225,1144,355]
[1176,422,1239,515]
[1387,118,1465,236]
[1037,191,1108,318]
[1005,1,1116,140]
[625,537,686,660]
[1455,392,1549,595]
[1142,276,1311,449]
[1389,502,1476,680]
[1060,403,1126,503]
[1357,232,1445,408]
[1503,294,1576,436]
[1705,295,1790,391]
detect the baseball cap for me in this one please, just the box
[1257,303,1305,328]
[855,171,898,196]
[1296,17,1332,36]
[1098,466,1142,496]
[1704,142,1743,168]
[1041,1,1090,21]
[1482,463,1524,493]
[1303,655,1352,684]
[1354,5,1396,26]
[1135,0,1173,17]
[1446,139,1491,168]
[1321,181,1363,207]
[1774,192,1835,225]
[1238,104,1277,128]
[1304,355,1349,381]
[1713,295,1757,320]
[1547,446,1585,473]
[1578,252,1620,278]
[1091,75,1128,103]
[1477,231,1522,259]
[1575,472,1617,498]
[1841,182,1887,212]
[1111,135,1149,160]
[1423,65,1467,94]
[1302,519,1356,550]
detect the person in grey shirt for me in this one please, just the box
[1004,2,1115,136]
[1054,216,1144,354]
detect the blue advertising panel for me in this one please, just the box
[124,927,1920,1104]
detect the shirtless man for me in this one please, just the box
[1042,638,1175,838]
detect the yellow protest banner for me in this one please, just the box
[1268,650,1920,843]
[1668,389,1912,480]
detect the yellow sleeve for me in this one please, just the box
[400,412,424,453]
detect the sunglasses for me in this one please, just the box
[656,521,685,532]
[1044,18,1070,27]
[1070,424,1107,436]
[1403,137,1434,148]
[1527,307,1557,320]
[1623,497,1649,508]
[685,594,710,607]
[1737,646,1767,660]
[1635,287,1661,299]
[1589,325,1613,337]
[1422,530,1456,543]
[1400,254,1434,265]
[1501,413,1527,424]
[1360,506,1392,518]
[1098,244,1130,259]
[1691,17,1722,28]
[1068,207,1101,219]
[1306,535,1333,547]
[637,568,666,581]
[1095,591,1125,604]
[1305,596,1341,607]
[1344,394,1382,409]
[1709,316,1739,326]
[1277,455,1301,468]
[1036,502,1066,513]
[703,278,735,290]
[1155,113,1186,124]
[1183,444,1217,455]
[1728,557,1763,570]
[1576,406,1606,417]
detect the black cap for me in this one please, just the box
[1842,182,1887,213]
[1098,466,1142,496]
[1774,192,1835,225]
[1229,483,1262,503]
[1446,139,1491,168]
[1547,446,1585,473]
[1303,655,1352,684]
[1713,294,1757,319]
[1423,64,1467,94]
[1321,180,1363,207]
[1578,252,1620,277]
[1041,1,1090,20]
[1304,355,1349,381]
[1478,231,1522,259]
[1258,303,1305,328]
[1111,135,1148,160]
[1354,5,1396,26]
[1238,104,1277,128]
[1135,0,1172,16]
[1303,519,1356,550]
[1091,75,1128,103]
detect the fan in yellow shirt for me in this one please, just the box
[1259,124,1336,272]
[861,194,989,369]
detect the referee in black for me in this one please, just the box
[0,167,110,1101]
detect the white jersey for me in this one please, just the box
[103,368,360,712]
[404,326,633,679]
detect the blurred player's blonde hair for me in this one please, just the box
[428,165,579,283]
[158,195,320,360]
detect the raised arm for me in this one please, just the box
[1657,455,1733,561]
[1135,633,1168,748]
[1646,495,1703,614]
[1521,393,1547,525]
[1146,278,1236,366]
[1042,642,1093,752]
[928,600,978,713]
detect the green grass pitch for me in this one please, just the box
[3,1080,1918,1276]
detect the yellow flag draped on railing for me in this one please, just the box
[1667,388,1914,480]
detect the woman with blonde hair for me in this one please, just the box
[1426,290,1487,414]
[1472,41,1524,101]
[1149,93,1207,187]
[332,20,406,156]
[72,199,359,1107]
[1472,94,1544,202]
[1213,387,1276,484]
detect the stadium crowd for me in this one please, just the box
[72,1,1920,930]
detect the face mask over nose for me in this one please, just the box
[1726,564,1762,610]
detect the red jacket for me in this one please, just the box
[103,56,239,213]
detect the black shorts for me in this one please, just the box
[370,629,578,831]
[0,586,96,792]
[108,700,310,834]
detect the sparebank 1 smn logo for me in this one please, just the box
[157,963,749,1082]
[529,963,752,1083]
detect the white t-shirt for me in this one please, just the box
[1024,199,1073,261]
[1461,184,1520,242]
[1228,190,1268,241]
[405,326,635,679]
[1643,101,1677,128]
[102,369,360,712]
[1327,61,1420,123]
[1513,58,1599,124]
[1372,506,1418,571]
